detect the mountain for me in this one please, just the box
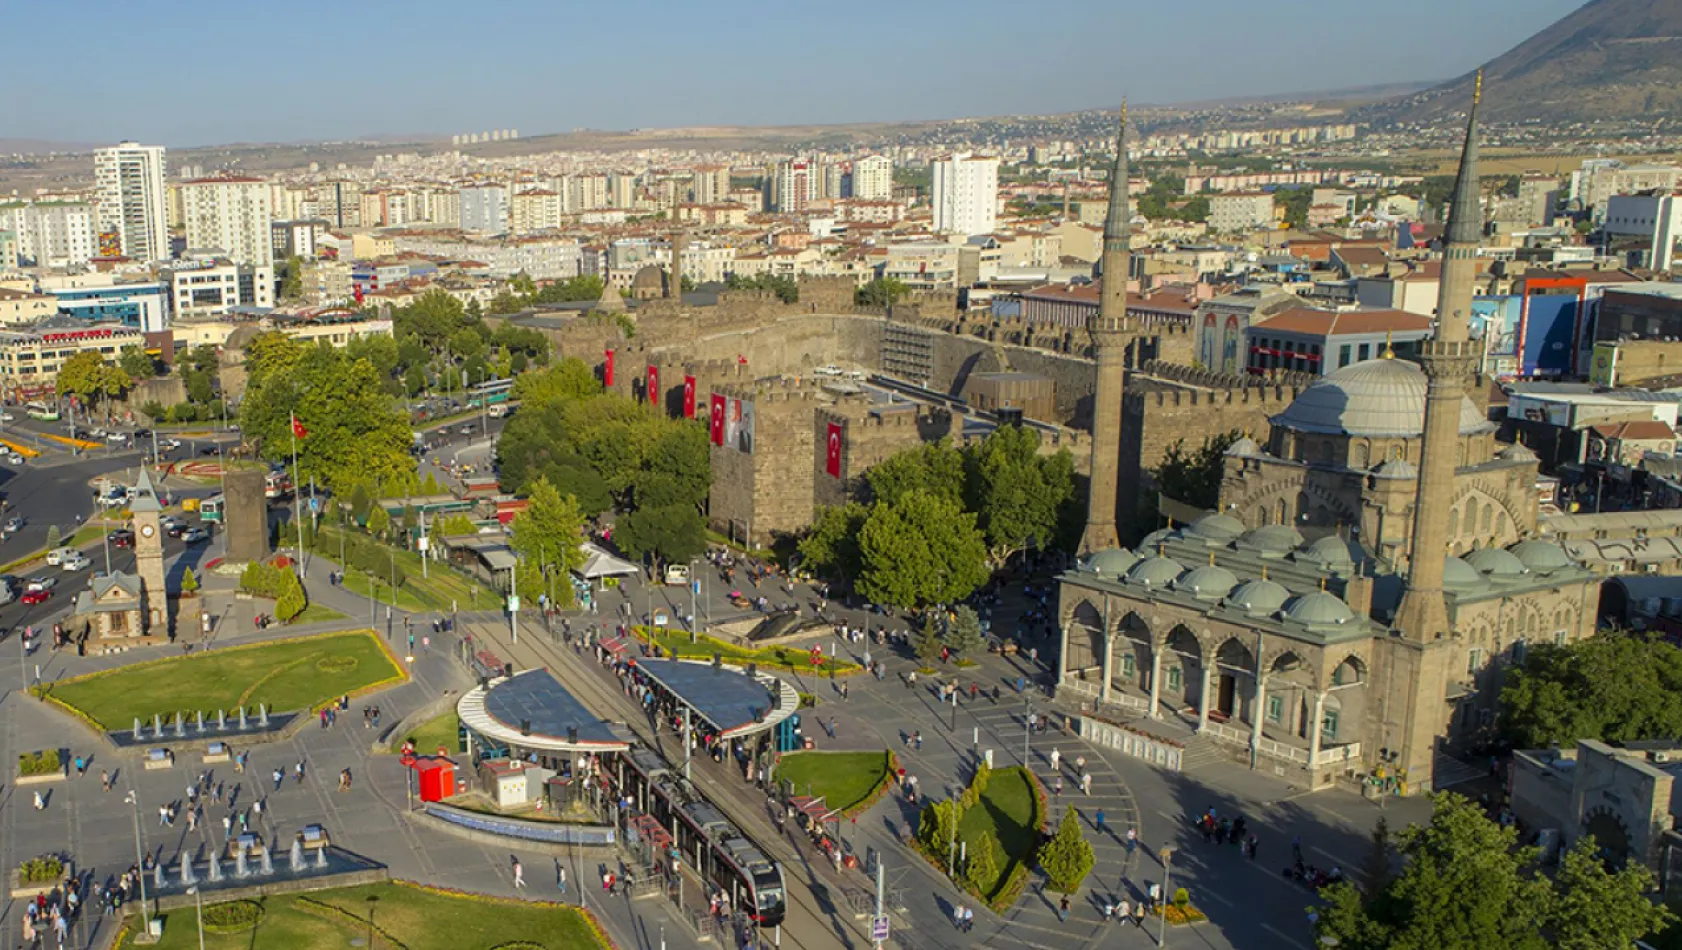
[1361,0,1682,125]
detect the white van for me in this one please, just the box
[663,563,691,586]
[45,547,79,566]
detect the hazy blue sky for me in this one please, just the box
[8,0,1585,146]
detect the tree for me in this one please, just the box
[436,513,477,537]
[1545,835,1674,950]
[946,605,985,657]
[964,833,999,892]
[278,255,305,300]
[1500,632,1682,749]
[180,567,199,595]
[507,476,586,605]
[798,503,868,580]
[56,351,131,416]
[866,440,965,507]
[726,273,797,303]
[1155,430,1242,509]
[917,799,960,869]
[964,425,1075,565]
[1037,807,1095,894]
[1275,187,1312,230]
[856,490,989,609]
[118,345,156,380]
[855,278,910,309]
[366,506,391,538]
[45,525,59,550]
[617,503,706,570]
[913,614,944,664]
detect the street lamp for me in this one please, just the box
[124,790,153,938]
[1157,846,1175,948]
[188,885,206,950]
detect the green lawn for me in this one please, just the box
[319,525,502,613]
[958,766,1042,902]
[292,603,348,624]
[398,709,461,755]
[776,750,890,814]
[122,881,607,950]
[38,630,402,729]
[639,626,859,675]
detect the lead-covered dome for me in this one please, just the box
[1296,535,1356,570]
[1187,513,1246,543]
[1175,565,1239,601]
[1237,525,1303,555]
[1465,547,1529,577]
[1224,579,1291,616]
[1127,556,1186,588]
[1271,358,1491,438]
[1284,591,1356,628]
[1083,548,1140,576]
[1509,539,1572,575]
[1443,555,1484,592]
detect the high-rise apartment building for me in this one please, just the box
[692,165,731,205]
[93,142,168,262]
[511,190,564,234]
[609,173,639,209]
[181,177,274,265]
[932,153,998,236]
[774,159,815,213]
[570,175,611,212]
[852,155,893,201]
[0,201,98,267]
[459,185,509,233]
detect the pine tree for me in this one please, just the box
[946,605,985,657]
[913,613,944,665]
[1038,806,1096,894]
[1361,816,1391,900]
[965,833,999,894]
[180,567,198,596]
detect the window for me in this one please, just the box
[1267,694,1284,724]
[1321,708,1340,740]
[1511,639,1527,665]
[1467,647,1485,675]
[1358,343,1370,361]
[1554,629,1568,646]
[1168,666,1183,692]
[1122,654,1136,678]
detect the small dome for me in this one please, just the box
[1237,524,1304,555]
[1225,436,1262,457]
[1139,528,1174,551]
[1465,547,1529,577]
[1187,513,1246,542]
[1175,565,1239,601]
[1497,442,1538,461]
[631,264,666,290]
[1297,535,1356,569]
[1371,458,1418,479]
[1083,548,1140,576]
[1271,357,1491,438]
[1284,592,1355,627]
[1443,555,1484,592]
[1126,556,1186,588]
[1224,579,1291,616]
[1509,539,1572,575]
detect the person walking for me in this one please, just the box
[952,904,965,930]
[962,906,974,932]
[556,861,567,895]
[100,769,111,793]
[512,858,526,890]
[1117,898,1131,925]
[1126,827,1137,853]
[1049,747,1061,773]
[1058,895,1070,922]
[1095,808,1107,834]
[32,790,44,811]
[295,760,306,784]
[273,768,285,791]
[1081,772,1093,795]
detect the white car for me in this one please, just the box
[105,432,126,443]
[45,547,78,566]
[0,412,13,422]
[7,455,22,465]
[60,553,90,572]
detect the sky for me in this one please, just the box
[5,0,1587,147]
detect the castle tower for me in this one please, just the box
[1388,73,1486,787]
[129,466,169,633]
[1078,105,1134,556]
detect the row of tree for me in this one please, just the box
[798,428,1077,608]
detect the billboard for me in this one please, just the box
[1589,342,1620,388]
[735,399,754,453]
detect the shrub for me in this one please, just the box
[18,856,64,883]
[1173,887,1190,908]
[18,750,61,776]
[201,899,264,934]
[964,834,999,893]
[276,587,306,623]
[1038,807,1096,894]
[180,567,199,595]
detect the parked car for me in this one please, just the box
[0,412,13,422]
[109,529,135,548]
[181,528,210,544]
[3,516,24,536]
[7,455,22,465]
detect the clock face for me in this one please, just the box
[140,524,156,538]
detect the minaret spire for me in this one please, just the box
[1387,73,1487,791]
[1078,103,1134,556]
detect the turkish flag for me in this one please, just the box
[604,349,616,387]
[825,422,842,477]
[710,394,726,446]
[646,365,659,405]
[291,415,308,439]
[682,375,696,418]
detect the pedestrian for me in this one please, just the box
[32,790,44,811]
[512,858,526,889]
[100,769,111,793]
[1081,772,1093,795]
[74,755,85,776]
[1095,809,1106,834]
[1126,827,1137,852]
[556,861,567,895]
[952,904,964,930]
[295,760,306,783]
[1052,775,1062,797]
[1058,895,1070,922]
[1246,834,1258,861]
[1147,881,1161,910]
[1103,900,1114,923]
[273,768,285,791]
[222,815,232,838]
[1134,901,1147,926]
[158,804,169,827]
[1049,747,1061,773]
[1117,898,1131,925]
[963,906,974,932]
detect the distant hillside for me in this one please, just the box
[1361,0,1682,125]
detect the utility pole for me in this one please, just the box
[1158,847,1175,947]
[509,555,519,645]
[683,706,692,780]
[1023,698,1032,766]
[873,859,886,950]
[125,790,152,937]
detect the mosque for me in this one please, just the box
[1057,81,1599,792]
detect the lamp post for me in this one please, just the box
[1157,846,1175,947]
[188,885,205,950]
[124,790,152,938]
[1023,697,1032,766]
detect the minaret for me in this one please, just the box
[668,230,686,299]
[1388,73,1485,786]
[1078,105,1134,556]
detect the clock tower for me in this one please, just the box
[129,467,169,633]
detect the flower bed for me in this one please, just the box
[1159,903,1208,926]
[18,856,64,884]
[201,899,264,934]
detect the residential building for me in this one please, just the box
[1603,192,1682,272]
[1242,307,1432,376]
[93,142,168,262]
[510,190,564,234]
[569,174,610,212]
[390,235,583,280]
[774,160,816,213]
[1208,192,1275,233]
[691,165,731,205]
[459,185,509,234]
[350,232,396,261]
[271,219,326,261]
[0,287,57,326]
[301,260,354,305]
[853,155,893,201]
[1572,161,1682,218]
[609,173,638,209]
[932,153,999,237]
[0,201,98,267]
[181,177,274,265]
[159,258,274,320]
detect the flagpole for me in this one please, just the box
[290,412,305,582]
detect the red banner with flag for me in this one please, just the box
[825,422,842,477]
[291,414,308,439]
[710,394,726,446]
[682,375,696,418]
[646,365,659,405]
[604,349,615,387]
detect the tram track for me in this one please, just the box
[467,620,868,950]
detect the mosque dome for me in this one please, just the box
[1443,555,1484,592]
[1126,556,1186,589]
[1224,436,1262,457]
[631,265,667,295]
[1224,579,1291,616]
[1237,525,1303,555]
[1371,459,1418,479]
[1497,442,1538,462]
[1296,535,1356,569]
[1508,539,1572,575]
[1187,513,1246,543]
[1284,592,1356,628]
[1083,548,1140,576]
[1271,358,1491,438]
[1175,566,1239,601]
[1465,547,1529,577]
[1139,528,1175,551]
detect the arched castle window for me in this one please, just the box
[1257,505,1269,526]
[1389,443,1404,462]
[1481,502,1493,534]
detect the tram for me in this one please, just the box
[615,746,786,925]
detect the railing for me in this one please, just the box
[1078,717,1184,772]
[421,802,617,845]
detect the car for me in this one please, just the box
[20,587,51,605]
[163,438,182,450]
[161,516,185,531]
[60,553,90,571]
[105,432,126,443]
[45,547,79,566]
[4,517,25,535]
[0,412,13,422]
[200,445,220,457]
[91,428,107,438]
[109,529,135,548]
[134,428,151,438]
[25,576,56,593]
[7,455,22,466]
[459,424,474,435]
[181,528,210,543]
[166,522,189,538]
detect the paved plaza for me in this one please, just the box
[0,547,1433,950]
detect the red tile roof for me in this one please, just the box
[1251,307,1431,337]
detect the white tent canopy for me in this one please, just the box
[575,543,640,580]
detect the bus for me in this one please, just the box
[25,402,58,422]
[465,378,513,408]
[199,495,225,524]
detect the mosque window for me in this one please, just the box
[1266,695,1284,724]
[1122,654,1136,677]
[1321,708,1340,740]
[1167,667,1183,692]
[1467,647,1485,674]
